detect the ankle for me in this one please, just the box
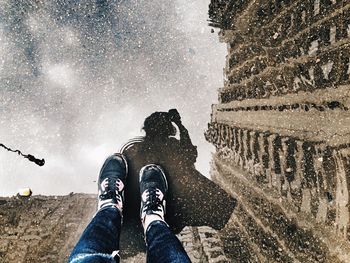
[98,201,123,213]
[143,214,165,232]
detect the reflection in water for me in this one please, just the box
[0,143,45,166]
[119,109,236,256]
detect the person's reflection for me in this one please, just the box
[140,108,198,169]
[119,109,236,256]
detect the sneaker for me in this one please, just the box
[139,164,168,223]
[98,153,128,212]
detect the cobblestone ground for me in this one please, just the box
[0,194,96,263]
[0,194,231,263]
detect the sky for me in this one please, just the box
[0,0,226,196]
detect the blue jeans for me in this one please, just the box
[68,207,191,263]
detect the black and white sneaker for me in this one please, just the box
[98,153,128,212]
[139,164,168,223]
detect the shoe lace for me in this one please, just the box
[100,190,118,200]
[99,179,121,201]
[144,187,163,212]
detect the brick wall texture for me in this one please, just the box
[206,0,350,262]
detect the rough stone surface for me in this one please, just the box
[0,194,230,263]
[0,194,96,263]
[206,0,350,262]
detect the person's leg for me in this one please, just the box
[139,164,191,263]
[68,207,122,263]
[68,154,128,263]
[145,219,191,263]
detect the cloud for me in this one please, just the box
[0,0,226,196]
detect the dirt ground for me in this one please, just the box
[0,194,230,263]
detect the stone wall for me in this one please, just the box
[207,0,350,261]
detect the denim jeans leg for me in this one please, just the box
[68,207,122,263]
[146,220,191,263]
